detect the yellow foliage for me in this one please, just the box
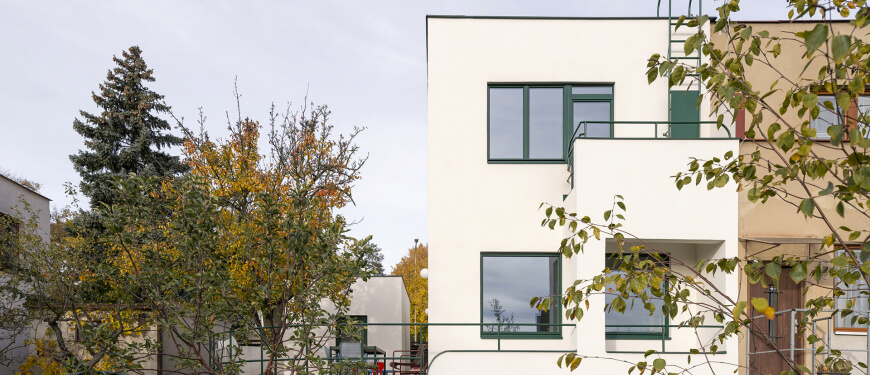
[391,243,428,340]
[16,337,62,375]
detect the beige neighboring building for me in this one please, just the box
[0,174,50,374]
[711,20,870,375]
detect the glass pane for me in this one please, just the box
[574,102,611,138]
[858,96,870,137]
[605,256,666,334]
[489,88,524,159]
[572,86,613,95]
[482,256,559,333]
[813,95,839,139]
[529,88,564,159]
[836,279,869,329]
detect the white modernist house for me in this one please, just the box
[230,275,411,375]
[427,15,739,375]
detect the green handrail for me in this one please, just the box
[210,322,727,374]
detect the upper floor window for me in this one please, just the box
[488,84,613,162]
[812,95,870,140]
[834,249,869,333]
[480,253,560,338]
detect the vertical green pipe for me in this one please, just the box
[260,326,264,375]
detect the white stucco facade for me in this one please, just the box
[0,174,50,374]
[427,16,738,375]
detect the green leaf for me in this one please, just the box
[653,358,666,372]
[732,301,747,318]
[570,357,582,371]
[644,349,656,358]
[837,201,845,217]
[801,24,829,55]
[790,263,807,283]
[799,198,815,217]
[832,255,848,268]
[766,262,782,280]
[832,35,851,61]
[836,92,851,113]
[751,297,769,312]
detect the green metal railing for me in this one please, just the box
[209,321,731,374]
[210,322,577,374]
[605,324,727,354]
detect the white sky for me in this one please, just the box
[0,0,794,269]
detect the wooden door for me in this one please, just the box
[748,266,804,375]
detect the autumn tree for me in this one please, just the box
[538,2,870,375]
[98,97,376,374]
[391,241,428,342]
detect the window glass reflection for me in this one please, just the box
[482,255,559,333]
[489,88,524,159]
[574,102,612,138]
[605,255,666,335]
[572,86,613,95]
[813,95,839,139]
[529,88,564,159]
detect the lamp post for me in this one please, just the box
[413,238,419,344]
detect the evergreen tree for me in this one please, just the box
[70,46,187,210]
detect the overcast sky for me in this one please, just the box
[0,0,793,269]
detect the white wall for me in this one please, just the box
[570,138,739,373]
[0,174,50,374]
[427,16,738,375]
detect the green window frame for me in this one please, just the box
[487,84,614,163]
[604,253,671,340]
[480,252,562,339]
[336,315,368,346]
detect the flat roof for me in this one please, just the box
[427,15,678,20]
[0,173,51,201]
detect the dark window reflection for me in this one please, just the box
[482,255,559,333]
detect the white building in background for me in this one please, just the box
[426,15,739,375]
[0,174,50,374]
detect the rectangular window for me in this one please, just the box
[812,95,840,140]
[336,315,368,346]
[605,254,669,340]
[834,250,869,333]
[480,253,560,338]
[488,84,613,162]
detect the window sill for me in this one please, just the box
[606,334,671,341]
[487,159,568,164]
[834,329,868,336]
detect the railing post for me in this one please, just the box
[790,310,795,361]
[746,317,752,375]
[812,320,817,375]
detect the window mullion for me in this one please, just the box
[523,86,530,160]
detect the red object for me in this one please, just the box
[376,362,385,375]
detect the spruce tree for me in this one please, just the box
[70,46,187,210]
